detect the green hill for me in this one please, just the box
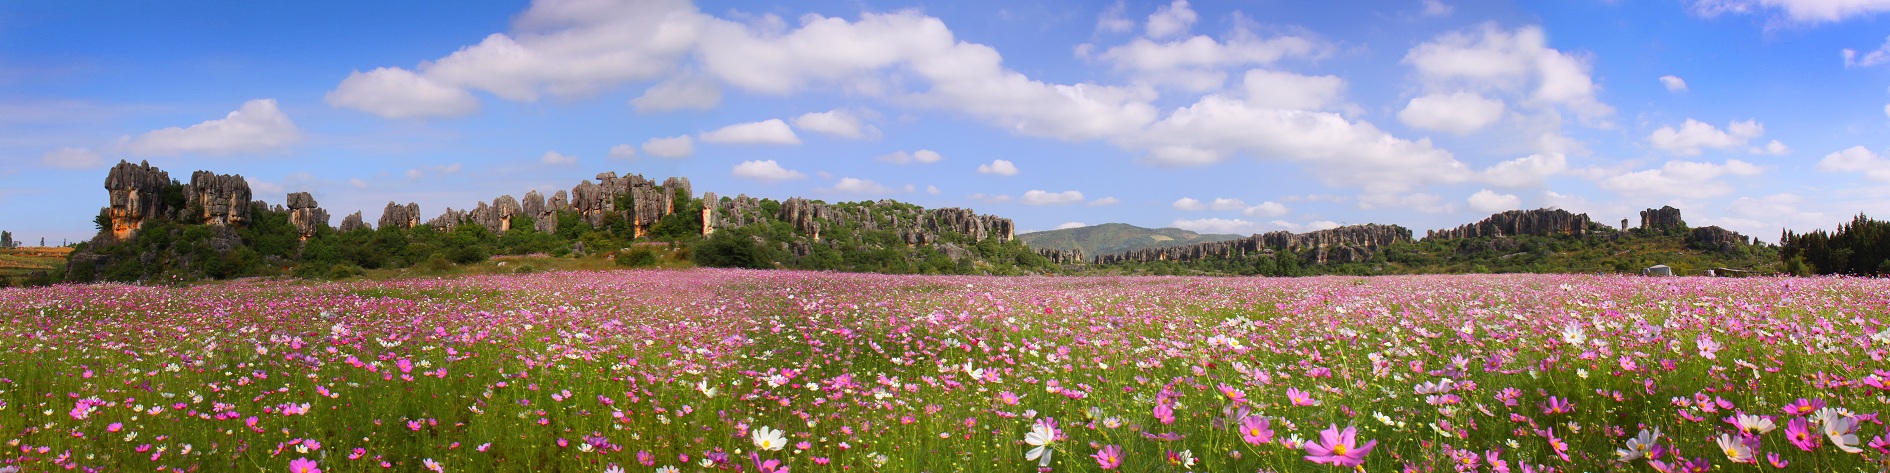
[1018,223,1243,257]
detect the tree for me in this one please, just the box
[0,230,11,248]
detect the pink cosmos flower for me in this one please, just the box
[1782,398,1823,417]
[1541,396,1574,415]
[289,457,321,473]
[1238,416,1273,445]
[1287,387,1317,406]
[1785,417,1821,451]
[1091,444,1123,470]
[1303,424,1377,467]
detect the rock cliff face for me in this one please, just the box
[1036,248,1085,264]
[1424,208,1604,240]
[185,170,252,227]
[1687,226,1750,252]
[338,211,368,233]
[378,202,421,230]
[564,172,683,237]
[708,196,1013,245]
[102,160,173,241]
[1641,206,1685,230]
[286,192,329,240]
[1095,224,1411,265]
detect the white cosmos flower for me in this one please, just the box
[1822,413,1863,453]
[1616,428,1659,461]
[1023,423,1056,467]
[1715,434,1754,463]
[752,426,787,451]
[1561,323,1587,346]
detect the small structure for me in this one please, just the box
[1642,264,1672,276]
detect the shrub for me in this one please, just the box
[618,247,658,267]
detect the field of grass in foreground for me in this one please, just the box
[1,270,1886,472]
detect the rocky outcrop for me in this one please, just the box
[467,195,524,233]
[428,207,466,231]
[185,170,251,227]
[1425,208,1605,240]
[1641,206,1685,230]
[338,211,368,232]
[286,192,329,240]
[717,197,1013,246]
[378,202,421,230]
[102,160,173,241]
[1687,226,1750,253]
[1095,224,1411,265]
[1036,248,1085,265]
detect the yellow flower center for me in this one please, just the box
[1333,444,1348,455]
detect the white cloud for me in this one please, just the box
[124,99,301,156]
[1693,0,1890,22]
[828,177,892,194]
[700,119,800,145]
[1172,197,1207,211]
[1021,190,1085,205]
[1242,201,1289,217]
[1883,103,1890,118]
[631,73,723,113]
[1056,221,1088,230]
[1242,70,1347,110]
[1357,192,1455,213]
[1479,152,1567,188]
[609,144,638,159]
[1397,91,1506,134]
[1270,219,1342,233]
[1599,159,1767,198]
[1659,75,1688,92]
[731,160,806,181]
[350,178,370,190]
[1097,1,1134,34]
[926,185,940,195]
[40,147,101,169]
[541,150,577,165]
[1208,197,1247,211]
[1404,23,1612,121]
[977,159,1019,176]
[1421,0,1454,17]
[325,68,481,119]
[1847,37,1890,68]
[1133,95,1472,193]
[1648,118,1764,156]
[1815,145,1890,182]
[969,193,1013,204]
[1088,196,1121,206]
[1098,34,1322,78]
[879,149,942,164]
[435,162,463,173]
[793,109,880,139]
[405,168,424,179]
[1144,0,1198,38]
[1467,189,1522,213]
[1728,193,1828,235]
[1754,139,1791,155]
[641,135,695,159]
[1171,217,1259,234]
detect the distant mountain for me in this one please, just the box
[1018,223,1244,257]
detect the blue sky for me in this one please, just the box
[6,0,1890,244]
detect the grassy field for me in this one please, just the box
[0,270,1885,472]
[0,247,68,282]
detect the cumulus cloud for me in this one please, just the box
[1171,217,1259,234]
[731,160,806,181]
[828,177,893,194]
[1754,139,1791,155]
[1467,189,1522,213]
[1242,201,1289,217]
[1243,70,1347,110]
[327,68,481,119]
[1421,0,1454,17]
[1692,0,1890,22]
[977,159,1020,176]
[1088,196,1121,206]
[1056,221,1088,230]
[792,109,879,139]
[1659,75,1688,92]
[40,147,101,169]
[1021,190,1085,205]
[1815,145,1890,182]
[1271,219,1342,233]
[1398,91,1506,134]
[700,119,800,145]
[641,135,695,158]
[1208,197,1248,211]
[631,73,722,113]
[1144,0,1198,38]
[123,99,302,156]
[1404,23,1612,121]
[1479,152,1567,188]
[1599,159,1766,198]
[609,144,638,159]
[1647,118,1764,156]
[879,149,942,164]
[1172,197,1207,211]
[926,185,940,195]
[540,150,577,165]
[1096,1,1134,34]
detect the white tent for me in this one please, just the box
[1642,265,1672,276]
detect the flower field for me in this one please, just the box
[2,270,1887,472]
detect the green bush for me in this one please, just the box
[618,247,659,267]
[692,232,771,269]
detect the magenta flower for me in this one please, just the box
[1238,415,1274,445]
[1782,398,1823,417]
[1541,396,1574,415]
[1287,387,1318,406]
[1303,424,1377,467]
[289,457,321,473]
[1091,444,1124,470]
[1152,402,1176,425]
[1785,417,1821,451]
